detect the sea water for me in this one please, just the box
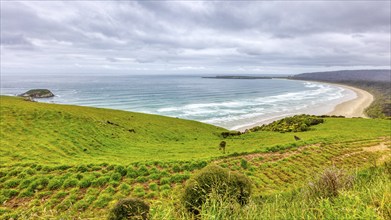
[0,74,356,130]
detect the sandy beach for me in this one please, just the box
[327,84,373,118]
[236,83,374,131]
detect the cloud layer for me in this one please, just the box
[1,1,390,74]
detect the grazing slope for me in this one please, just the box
[0,95,390,219]
[0,96,226,165]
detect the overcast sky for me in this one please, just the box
[1,1,390,75]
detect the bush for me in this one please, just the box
[306,167,354,199]
[250,114,324,133]
[108,198,149,220]
[182,165,252,215]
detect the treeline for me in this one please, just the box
[292,70,391,118]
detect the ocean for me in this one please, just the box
[0,74,356,130]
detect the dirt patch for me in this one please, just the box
[363,142,391,163]
[332,141,390,164]
[362,142,389,152]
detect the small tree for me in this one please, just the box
[219,141,226,154]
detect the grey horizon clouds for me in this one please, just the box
[1,1,390,75]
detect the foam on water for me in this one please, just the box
[0,75,356,130]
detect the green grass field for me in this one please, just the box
[1,96,390,219]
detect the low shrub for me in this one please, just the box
[240,159,248,169]
[104,186,116,195]
[4,179,20,188]
[182,165,252,215]
[250,114,324,133]
[0,189,18,201]
[159,184,170,191]
[108,198,149,220]
[221,131,242,138]
[63,178,79,188]
[136,176,148,183]
[79,179,92,188]
[126,167,138,179]
[115,165,127,177]
[19,179,32,189]
[111,172,122,181]
[19,188,34,198]
[170,173,190,183]
[160,177,170,185]
[149,173,161,180]
[149,183,158,191]
[119,183,131,195]
[133,186,146,197]
[92,176,110,187]
[138,165,149,176]
[30,177,49,190]
[306,167,354,199]
[48,178,63,190]
[94,193,112,208]
[172,164,182,173]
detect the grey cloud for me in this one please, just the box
[1,1,390,74]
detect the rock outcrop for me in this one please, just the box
[19,89,55,98]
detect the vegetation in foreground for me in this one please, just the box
[0,96,390,219]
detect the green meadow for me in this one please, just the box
[0,95,390,219]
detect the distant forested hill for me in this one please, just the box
[292,69,390,82]
[292,69,391,118]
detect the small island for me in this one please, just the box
[19,89,55,98]
[202,76,273,79]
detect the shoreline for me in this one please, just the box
[236,81,374,131]
[325,83,373,118]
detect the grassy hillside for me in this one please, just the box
[0,96,390,219]
[0,96,227,165]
